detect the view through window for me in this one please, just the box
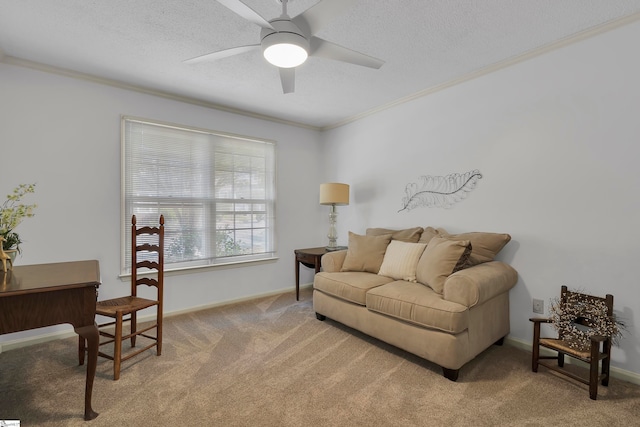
[121,117,276,273]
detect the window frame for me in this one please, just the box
[120,115,277,275]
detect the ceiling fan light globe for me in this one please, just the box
[264,43,308,68]
[262,30,309,68]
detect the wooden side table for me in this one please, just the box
[294,247,329,301]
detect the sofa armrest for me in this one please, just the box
[443,261,518,308]
[321,250,348,273]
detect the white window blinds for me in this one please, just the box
[122,116,276,273]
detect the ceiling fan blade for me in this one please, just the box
[309,37,384,69]
[279,68,295,94]
[216,0,274,30]
[292,0,358,35]
[184,44,260,64]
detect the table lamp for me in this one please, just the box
[319,183,350,250]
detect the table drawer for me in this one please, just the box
[296,252,318,265]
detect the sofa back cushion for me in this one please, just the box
[437,228,511,266]
[377,240,427,282]
[366,227,424,243]
[341,232,393,274]
[416,237,472,294]
[417,226,440,245]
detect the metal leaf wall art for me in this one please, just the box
[399,170,482,212]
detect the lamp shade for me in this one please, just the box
[319,183,349,206]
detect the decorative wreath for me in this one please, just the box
[549,289,624,352]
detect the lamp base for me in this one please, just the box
[325,245,347,251]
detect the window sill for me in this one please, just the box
[119,255,279,280]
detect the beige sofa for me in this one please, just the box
[313,226,518,381]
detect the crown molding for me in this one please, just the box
[0,55,321,132]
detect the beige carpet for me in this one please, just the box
[1,287,639,426]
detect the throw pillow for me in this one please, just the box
[377,240,428,282]
[416,237,472,294]
[341,232,393,274]
[436,228,511,266]
[366,227,424,243]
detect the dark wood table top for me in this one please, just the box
[294,247,329,255]
[295,247,347,255]
[0,260,101,296]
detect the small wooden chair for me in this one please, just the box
[80,214,164,380]
[530,285,613,399]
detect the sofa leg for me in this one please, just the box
[494,337,505,346]
[315,313,326,321]
[442,368,459,382]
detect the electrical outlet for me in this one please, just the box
[532,298,544,314]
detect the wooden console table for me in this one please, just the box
[0,260,101,420]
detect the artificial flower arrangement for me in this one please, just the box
[1,183,37,254]
[549,288,625,352]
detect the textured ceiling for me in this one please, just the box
[1,1,640,129]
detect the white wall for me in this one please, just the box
[321,20,640,377]
[0,62,324,344]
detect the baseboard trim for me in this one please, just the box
[506,336,640,386]
[0,282,314,354]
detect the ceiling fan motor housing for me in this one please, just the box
[261,19,310,68]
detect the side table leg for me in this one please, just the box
[75,324,99,420]
[295,259,300,301]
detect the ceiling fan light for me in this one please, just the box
[264,43,308,68]
[262,32,309,68]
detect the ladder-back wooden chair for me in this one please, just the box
[79,214,164,380]
[530,285,614,399]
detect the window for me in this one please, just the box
[121,116,276,274]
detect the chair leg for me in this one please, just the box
[602,341,611,387]
[558,352,565,367]
[589,362,599,400]
[589,340,600,400]
[131,311,137,348]
[78,335,86,366]
[114,311,123,381]
[531,322,541,372]
[157,309,163,356]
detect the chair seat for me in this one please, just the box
[96,296,158,317]
[539,338,608,361]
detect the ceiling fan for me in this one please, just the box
[185,0,384,94]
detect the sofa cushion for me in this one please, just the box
[416,237,472,294]
[341,232,392,274]
[377,240,427,282]
[314,271,395,306]
[437,228,511,266]
[366,281,468,334]
[366,227,424,243]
